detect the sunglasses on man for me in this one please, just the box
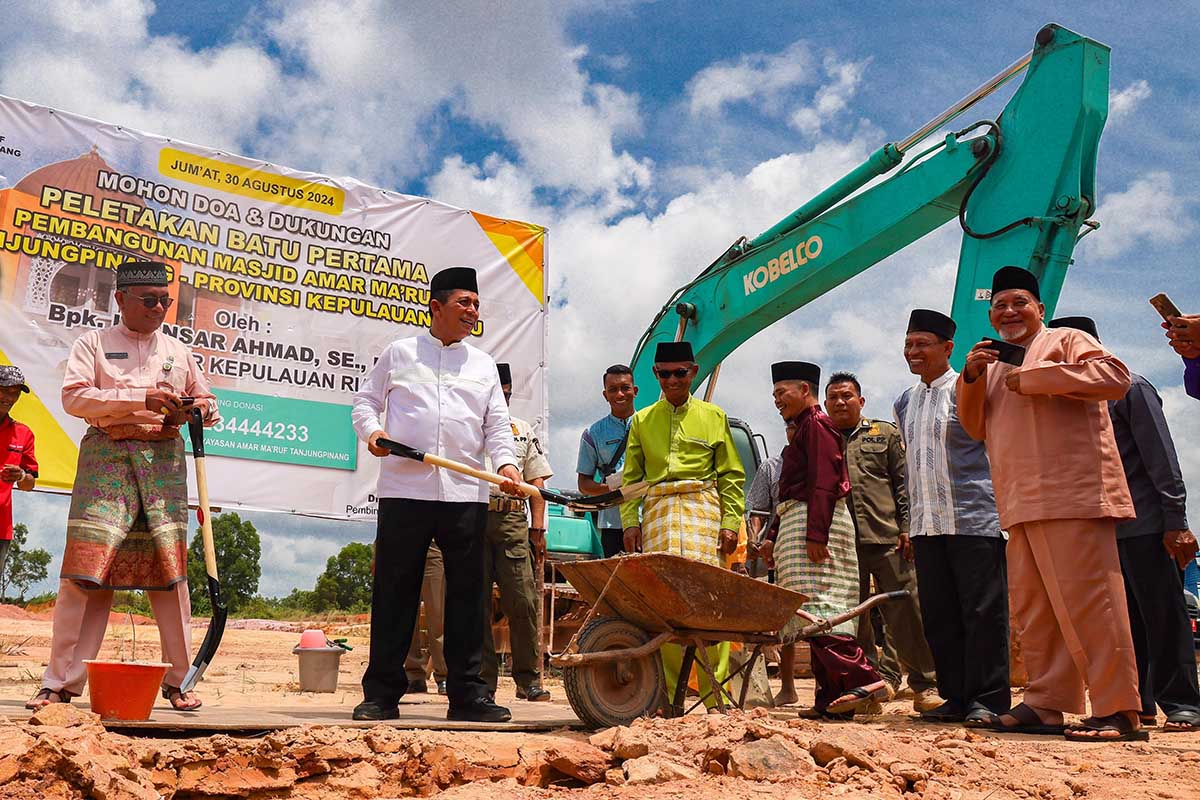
[127,293,174,309]
[655,367,691,379]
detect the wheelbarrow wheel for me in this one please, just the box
[563,617,664,730]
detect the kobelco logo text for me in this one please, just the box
[742,235,823,295]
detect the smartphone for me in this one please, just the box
[980,338,1026,366]
[1149,293,1184,325]
[180,396,196,407]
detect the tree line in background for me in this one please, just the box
[0,524,52,602]
[3,512,374,619]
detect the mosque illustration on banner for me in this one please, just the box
[0,147,242,326]
[0,146,241,381]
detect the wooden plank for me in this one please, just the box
[0,698,584,734]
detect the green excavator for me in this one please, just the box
[549,23,1109,555]
[630,23,1109,419]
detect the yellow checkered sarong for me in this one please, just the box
[641,479,721,567]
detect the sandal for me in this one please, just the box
[25,687,75,710]
[826,682,888,715]
[990,702,1065,736]
[161,685,203,711]
[1063,712,1148,742]
[964,706,1000,728]
[1161,710,1200,732]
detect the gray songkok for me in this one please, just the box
[116,261,169,289]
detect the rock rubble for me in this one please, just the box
[2,704,1196,799]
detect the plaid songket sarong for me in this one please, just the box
[61,428,190,591]
[641,479,722,567]
[642,478,728,707]
[775,498,858,637]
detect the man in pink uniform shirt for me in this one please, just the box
[28,261,219,713]
[957,266,1143,741]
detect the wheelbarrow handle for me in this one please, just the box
[792,589,910,641]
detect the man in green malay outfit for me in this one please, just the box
[622,341,745,708]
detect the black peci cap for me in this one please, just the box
[430,266,478,293]
[991,266,1040,301]
[771,361,821,385]
[1048,316,1100,342]
[907,309,956,340]
[654,341,695,363]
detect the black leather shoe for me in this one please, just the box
[516,684,551,702]
[436,680,447,696]
[447,697,512,722]
[919,700,966,723]
[352,700,399,721]
[407,680,428,694]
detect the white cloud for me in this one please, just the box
[0,2,282,154]
[1109,79,1151,121]
[790,56,869,136]
[0,0,650,206]
[686,41,815,117]
[685,42,867,141]
[1080,171,1196,261]
[262,0,651,203]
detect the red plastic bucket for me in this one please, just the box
[84,660,170,721]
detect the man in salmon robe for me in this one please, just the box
[957,266,1144,741]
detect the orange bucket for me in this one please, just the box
[84,660,170,721]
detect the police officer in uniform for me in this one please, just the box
[825,371,940,713]
[482,363,554,701]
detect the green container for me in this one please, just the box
[545,502,603,558]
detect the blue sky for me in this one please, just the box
[1,1,1196,598]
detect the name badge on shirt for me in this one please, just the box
[105,352,129,359]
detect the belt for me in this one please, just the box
[488,496,527,513]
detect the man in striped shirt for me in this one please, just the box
[893,309,1010,726]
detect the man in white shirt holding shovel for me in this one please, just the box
[352,266,522,723]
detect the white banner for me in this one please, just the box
[0,95,548,519]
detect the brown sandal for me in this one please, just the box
[161,685,203,711]
[25,687,75,710]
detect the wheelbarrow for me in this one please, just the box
[549,553,907,729]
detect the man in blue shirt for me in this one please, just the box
[577,365,637,557]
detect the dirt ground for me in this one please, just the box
[1,611,1198,799]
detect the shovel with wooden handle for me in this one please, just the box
[375,438,648,510]
[180,407,227,693]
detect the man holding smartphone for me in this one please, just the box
[1159,306,1200,400]
[957,266,1143,742]
[30,261,219,713]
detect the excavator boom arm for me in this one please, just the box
[631,24,1109,401]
